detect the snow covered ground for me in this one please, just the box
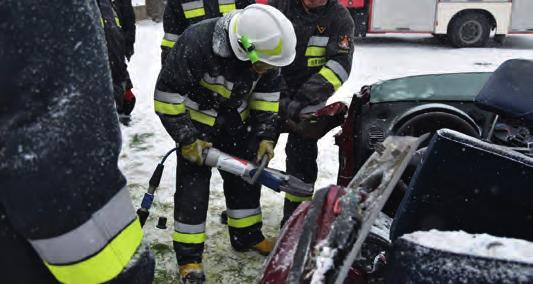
[121,20,533,283]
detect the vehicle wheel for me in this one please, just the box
[386,232,533,283]
[448,12,490,48]
[494,34,506,44]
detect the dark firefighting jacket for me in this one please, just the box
[0,0,153,283]
[155,12,280,145]
[114,0,136,59]
[270,0,354,112]
[161,0,255,62]
[98,0,129,107]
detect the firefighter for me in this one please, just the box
[153,4,296,282]
[0,0,154,283]
[160,0,255,64]
[98,0,137,119]
[270,0,355,226]
[114,0,136,61]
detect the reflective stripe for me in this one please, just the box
[200,79,232,98]
[155,101,186,115]
[319,67,342,91]
[30,187,136,264]
[285,192,313,202]
[218,0,236,4]
[155,90,185,104]
[227,208,261,219]
[308,36,329,47]
[184,8,205,18]
[227,214,262,228]
[114,16,121,28]
[45,218,143,284]
[161,39,176,48]
[188,109,216,126]
[308,57,326,67]
[250,100,279,112]
[164,33,180,42]
[240,107,250,121]
[326,60,349,82]
[300,101,326,114]
[250,92,279,102]
[182,0,204,10]
[305,47,326,57]
[173,232,206,244]
[175,221,206,234]
[219,3,236,14]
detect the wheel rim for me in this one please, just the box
[459,20,483,45]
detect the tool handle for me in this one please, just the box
[250,155,269,184]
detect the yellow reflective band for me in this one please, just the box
[161,38,176,48]
[172,232,206,244]
[257,39,283,57]
[45,219,143,284]
[319,67,342,91]
[184,8,205,19]
[227,214,262,228]
[100,17,104,27]
[240,108,250,121]
[305,47,326,57]
[285,193,313,203]
[188,108,216,126]
[308,57,326,67]
[219,3,236,14]
[155,100,186,115]
[250,100,279,112]
[114,16,122,28]
[199,80,231,99]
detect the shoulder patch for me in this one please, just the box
[317,25,326,34]
[339,35,351,50]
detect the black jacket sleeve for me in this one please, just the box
[295,8,355,106]
[114,0,136,59]
[161,0,187,63]
[249,68,281,140]
[155,29,208,145]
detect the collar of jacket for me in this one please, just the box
[212,10,238,58]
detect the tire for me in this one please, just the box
[386,234,533,283]
[448,12,491,48]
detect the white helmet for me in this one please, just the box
[229,4,296,67]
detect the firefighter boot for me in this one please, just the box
[252,238,276,256]
[179,263,205,284]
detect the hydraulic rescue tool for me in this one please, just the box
[137,147,314,227]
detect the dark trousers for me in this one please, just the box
[281,131,318,226]
[173,128,265,265]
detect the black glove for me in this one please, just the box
[284,99,306,122]
[125,40,134,61]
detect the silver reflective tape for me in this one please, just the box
[202,73,234,91]
[307,36,329,47]
[30,187,136,264]
[164,33,179,42]
[182,0,204,10]
[301,101,326,114]
[218,0,236,4]
[155,90,186,104]
[184,97,218,117]
[227,207,261,219]
[237,100,248,113]
[251,92,280,102]
[326,60,349,82]
[174,221,206,234]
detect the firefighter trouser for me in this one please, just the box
[173,130,265,265]
[281,131,317,227]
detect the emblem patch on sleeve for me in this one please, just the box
[339,35,351,50]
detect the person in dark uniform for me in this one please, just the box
[160,0,255,64]
[270,0,355,226]
[153,4,296,283]
[99,0,136,119]
[0,0,154,282]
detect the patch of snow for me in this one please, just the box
[402,230,533,264]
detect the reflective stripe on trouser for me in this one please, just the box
[29,187,143,284]
[283,132,318,223]
[182,1,205,18]
[173,130,264,264]
[218,0,236,14]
